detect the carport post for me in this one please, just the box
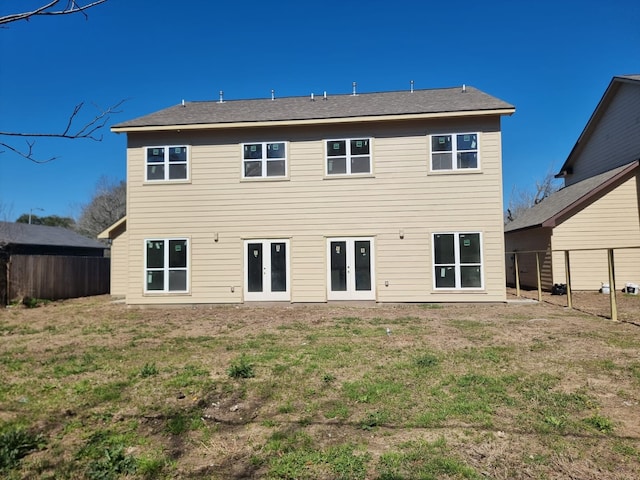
[564,250,572,309]
[535,252,542,302]
[514,252,521,297]
[607,248,618,321]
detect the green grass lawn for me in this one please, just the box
[1,297,639,479]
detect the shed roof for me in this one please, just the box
[505,161,639,233]
[0,222,106,249]
[112,85,514,132]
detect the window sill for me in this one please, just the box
[323,173,375,180]
[240,176,289,182]
[143,179,192,185]
[428,169,482,176]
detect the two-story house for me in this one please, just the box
[505,75,640,291]
[102,85,515,305]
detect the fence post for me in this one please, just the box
[536,252,542,302]
[514,252,521,297]
[564,250,572,309]
[607,248,618,321]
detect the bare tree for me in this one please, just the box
[76,177,125,238]
[0,1,122,163]
[505,167,562,224]
[0,1,108,25]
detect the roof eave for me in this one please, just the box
[98,216,127,239]
[544,161,639,228]
[111,108,516,134]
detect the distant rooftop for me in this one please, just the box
[0,222,105,249]
[112,85,515,131]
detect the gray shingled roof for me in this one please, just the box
[113,86,514,129]
[505,162,639,232]
[0,222,106,249]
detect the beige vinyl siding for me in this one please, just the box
[124,117,506,304]
[504,229,553,290]
[108,225,128,297]
[551,175,640,289]
[566,83,640,186]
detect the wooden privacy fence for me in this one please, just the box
[1,255,110,305]
[506,246,640,321]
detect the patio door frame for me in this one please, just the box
[244,239,290,301]
[326,237,375,300]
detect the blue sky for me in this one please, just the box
[1,0,639,222]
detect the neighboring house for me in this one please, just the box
[0,222,109,304]
[505,75,640,291]
[105,85,515,305]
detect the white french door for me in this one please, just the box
[327,237,375,300]
[244,240,290,301]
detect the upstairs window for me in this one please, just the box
[243,142,287,178]
[145,238,188,293]
[433,232,483,289]
[326,138,371,175]
[146,146,188,181]
[431,134,478,171]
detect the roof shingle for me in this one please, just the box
[113,86,514,130]
[0,222,106,249]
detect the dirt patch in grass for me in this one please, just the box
[1,294,640,479]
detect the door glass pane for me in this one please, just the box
[434,234,455,264]
[461,266,481,288]
[330,241,347,291]
[270,242,287,292]
[146,240,164,268]
[354,240,371,291]
[247,243,263,292]
[435,266,456,288]
[459,234,480,263]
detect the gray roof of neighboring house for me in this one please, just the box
[0,222,106,249]
[112,86,515,130]
[505,161,639,233]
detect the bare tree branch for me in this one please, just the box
[0,100,126,163]
[0,1,108,25]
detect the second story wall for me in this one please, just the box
[566,82,640,186]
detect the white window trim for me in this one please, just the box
[144,238,190,294]
[432,232,484,290]
[429,133,480,172]
[241,141,288,179]
[325,137,373,176]
[145,145,190,182]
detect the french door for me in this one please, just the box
[327,237,375,300]
[244,240,290,301]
